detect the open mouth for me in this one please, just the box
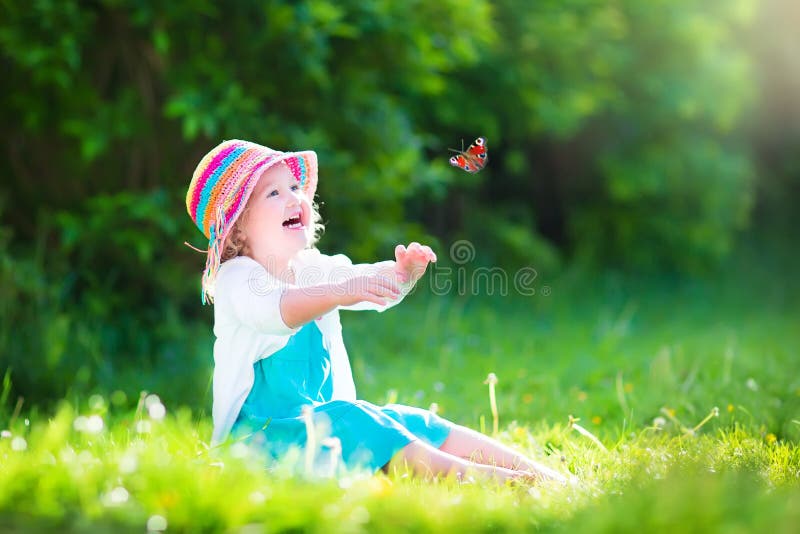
[282,213,304,230]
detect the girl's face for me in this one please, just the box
[243,162,312,269]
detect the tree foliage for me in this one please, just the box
[1,0,765,265]
[0,0,795,402]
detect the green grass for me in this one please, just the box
[1,266,799,532]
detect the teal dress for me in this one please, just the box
[231,322,452,472]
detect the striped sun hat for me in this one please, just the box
[185,139,318,303]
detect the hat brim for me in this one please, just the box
[216,149,318,253]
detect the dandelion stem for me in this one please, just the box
[484,373,499,436]
[320,437,341,478]
[302,406,316,475]
[10,396,23,426]
[133,391,147,427]
[659,407,688,433]
[688,406,720,435]
[722,343,734,385]
[568,415,609,452]
[615,371,630,418]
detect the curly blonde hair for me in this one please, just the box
[220,201,325,262]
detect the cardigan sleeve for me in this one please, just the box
[214,257,300,336]
[312,251,415,312]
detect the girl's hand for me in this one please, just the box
[395,242,437,284]
[332,274,402,307]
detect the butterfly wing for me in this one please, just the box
[449,154,470,171]
[449,137,488,173]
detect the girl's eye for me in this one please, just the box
[268,189,279,197]
[290,184,300,192]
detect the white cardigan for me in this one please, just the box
[209,249,412,445]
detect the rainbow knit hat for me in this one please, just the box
[186,139,318,303]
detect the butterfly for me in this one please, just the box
[448,137,488,173]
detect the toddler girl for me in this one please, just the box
[186,139,564,483]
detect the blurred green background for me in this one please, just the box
[1,0,797,412]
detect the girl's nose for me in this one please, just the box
[288,189,303,205]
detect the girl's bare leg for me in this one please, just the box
[439,424,566,483]
[386,439,533,483]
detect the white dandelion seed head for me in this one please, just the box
[119,454,138,474]
[148,401,166,421]
[74,414,104,434]
[144,394,161,409]
[349,506,370,525]
[86,415,104,434]
[73,416,88,432]
[146,514,168,532]
[105,486,130,506]
[249,490,267,504]
[230,442,249,459]
[136,420,152,434]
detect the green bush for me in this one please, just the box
[0,191,213,410]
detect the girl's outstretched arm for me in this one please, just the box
[337,242,437,312]
[280,275,402,328]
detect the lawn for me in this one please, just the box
[1,259,798,532]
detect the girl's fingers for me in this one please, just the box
[346,276,399,301]
[371,275,401,295]
[363,284,395,305]
[396,243,436,277]
[405,243,435,260]
[365,296,388,306]
[407,248,434,264]
[399,243,437,259]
